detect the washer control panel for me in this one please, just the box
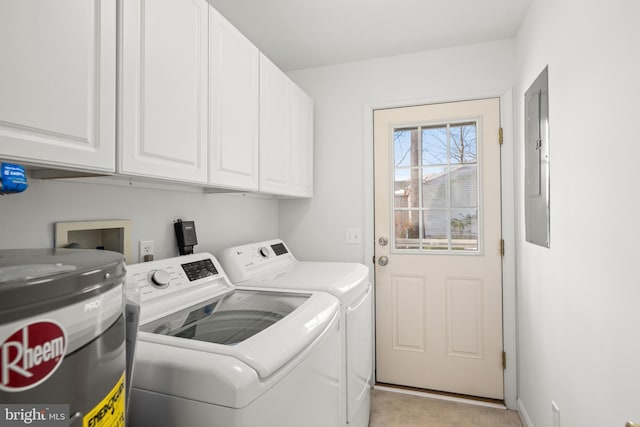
[126,253,232,303]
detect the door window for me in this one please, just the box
[393,122,479,252]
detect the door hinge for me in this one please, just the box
[500,239,505,256]
[502,351,507,369]
[498,127,503,145]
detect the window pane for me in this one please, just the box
[450,165,477,208]
[395,168,420,208]
[450,123,477,164]
[394,128,419,168]
[451,208,478,251]
[422,126,448,166]
[423,210,448,251]
[392,120,481,254]
[422,166,448,209]
[395,210,420,249]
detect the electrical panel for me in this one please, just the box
[524,66,550,247]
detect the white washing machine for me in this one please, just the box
[126,252,341,427]
[219,239,372,427]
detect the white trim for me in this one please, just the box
[500,88,518,410]
[374,384,507,410]
[364,88,517,410]
[517,398,534,427]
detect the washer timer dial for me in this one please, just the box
[148,269,171,288]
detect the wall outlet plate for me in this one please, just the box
[139,240,154,262]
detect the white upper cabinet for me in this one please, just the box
[119,0,208,184]
[259,54,291,195]
[208,8,260,191]
[259,54,314,197]
[0,0,116,172]
[290,86,314,197]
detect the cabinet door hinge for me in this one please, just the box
[499,127,504,145]
[500,239,505,256]
[502,351,507,369]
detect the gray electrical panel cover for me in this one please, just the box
[525,66,550,247]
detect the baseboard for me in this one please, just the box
[517,398,534,427]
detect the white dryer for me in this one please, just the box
[127,253,341,427]
[219,240,372,427]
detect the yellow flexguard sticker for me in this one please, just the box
[83,372,126,427]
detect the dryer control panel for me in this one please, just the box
[218,239,296,283]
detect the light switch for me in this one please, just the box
[345,228,361,245]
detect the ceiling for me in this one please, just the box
[208,0,531,71]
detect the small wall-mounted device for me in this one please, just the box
[174,219,198,255]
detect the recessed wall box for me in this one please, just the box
[55,220,132,262]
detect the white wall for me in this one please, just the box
[281,39,516,262]
[0,178,279,263]
[515,1,640,426]
[279,39,519,408]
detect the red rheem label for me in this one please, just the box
[0,321,67,392]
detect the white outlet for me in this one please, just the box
[552,401,560,427]
[139,240,154,261]
[345,228,362,245]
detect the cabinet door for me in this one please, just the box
[0,0,116,172]
[290,86,314,197]
[209,8,259,191]
[259,53,292,195]
[120,0,208,183]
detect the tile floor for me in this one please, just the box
[369,388,523,427]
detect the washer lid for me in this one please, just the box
[138,289,340,379]
[0,249,125,321]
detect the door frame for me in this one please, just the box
[363,89,516,409]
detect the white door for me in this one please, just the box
[259,53,292,195]
[374,98,504,399]
[289,85,314,198]
[209,7,259,191]
[259,54,314,197]
[0,0,116,172]
[119,0,208,183]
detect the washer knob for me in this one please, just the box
[149,269,171,288]
[259,247,270,258]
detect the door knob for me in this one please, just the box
[378,256,389,266]
[626,422,639,427]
